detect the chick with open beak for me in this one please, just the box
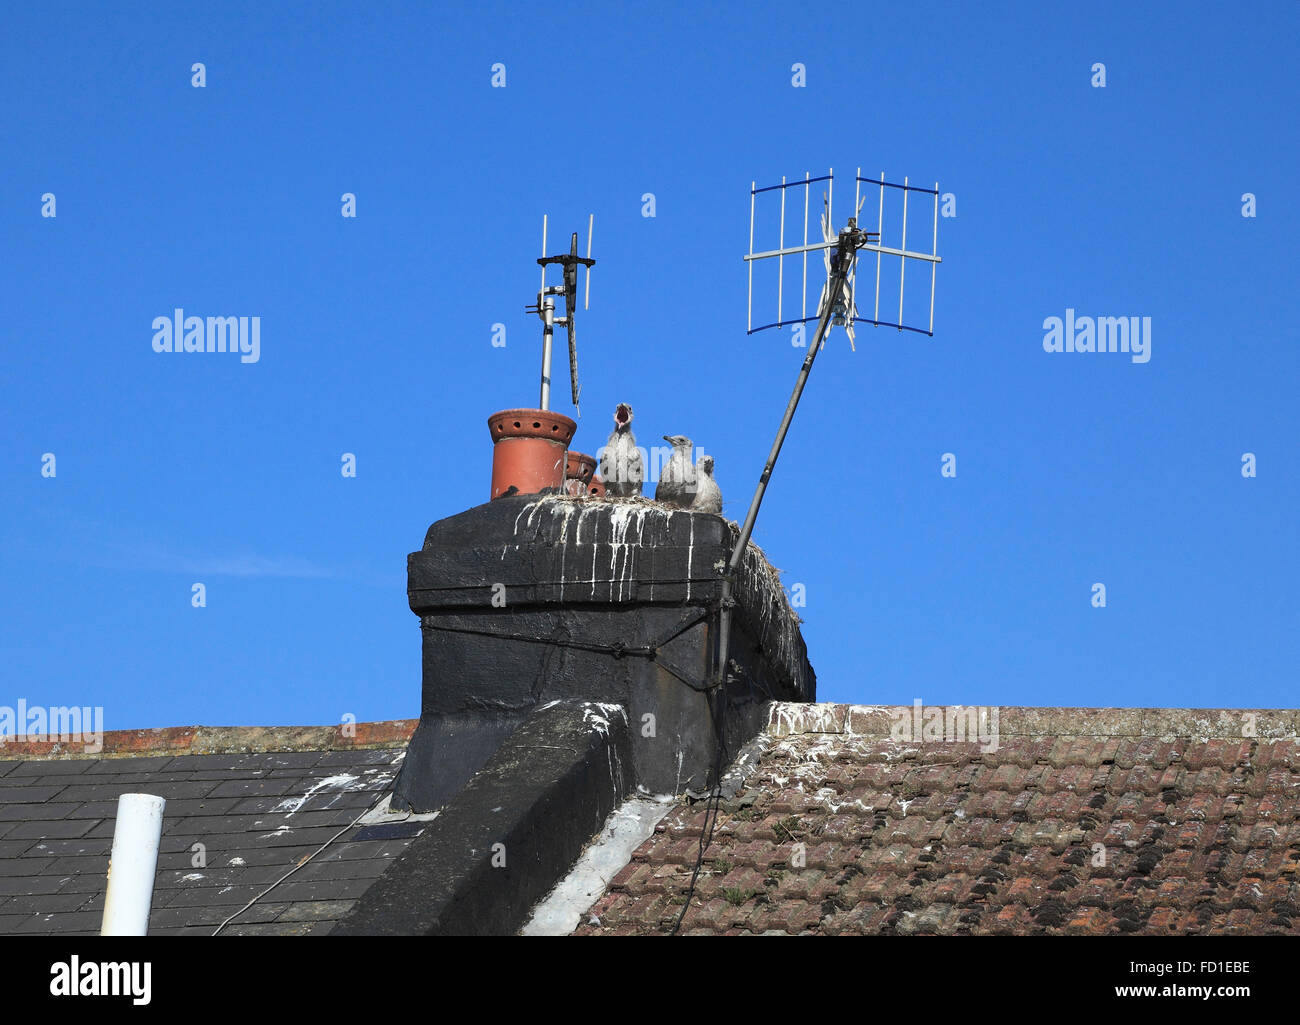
[598,403,644,498]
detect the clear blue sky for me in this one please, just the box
[3,1,1296,729]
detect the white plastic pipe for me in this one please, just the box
[100,793,165,936]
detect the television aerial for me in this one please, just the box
[717,167,944,685]
[526,214,595,416]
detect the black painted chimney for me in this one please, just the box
[392,494,815,813]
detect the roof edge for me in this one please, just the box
[0,719,419,760]
[335,701,633,936]
[768,703,1300,740]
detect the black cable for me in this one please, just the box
[423,609,720,692]
[669,659,731,936]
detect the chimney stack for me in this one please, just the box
[391,494,815,812]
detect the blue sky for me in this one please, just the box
[2,1,1296,729]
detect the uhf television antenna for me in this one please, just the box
[715,167,943,686]
[526,214,595,415]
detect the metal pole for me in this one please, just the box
[101,793,165,936]
[855,168,861,234]
[929,184,939,334]
[899,177,909,329]
[540,215,548,294]
[801,173,809,320]
[747,182,755,333]
[539,296,554,410]
[874,173,884,321]
[585,214,594,310]
[777,177,786,326]
[713,227,858,693]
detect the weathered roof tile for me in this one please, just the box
[583,708,1300,936]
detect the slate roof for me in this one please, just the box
[0,722,418,935]
[577,704,1300,936]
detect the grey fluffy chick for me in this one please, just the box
[690,454,722,514]
[598,403,644,498]
[655,434,697,508]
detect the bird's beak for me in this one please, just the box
[662,435,672,443]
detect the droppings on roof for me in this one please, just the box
[577,704,1300,936]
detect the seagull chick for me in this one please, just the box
[655,434,697,508]
[598,403,644,498]
[690,454,722,514]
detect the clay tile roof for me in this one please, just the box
[0,721,417,936]
[576,704,1300,936]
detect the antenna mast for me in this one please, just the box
[527,214,595,415]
